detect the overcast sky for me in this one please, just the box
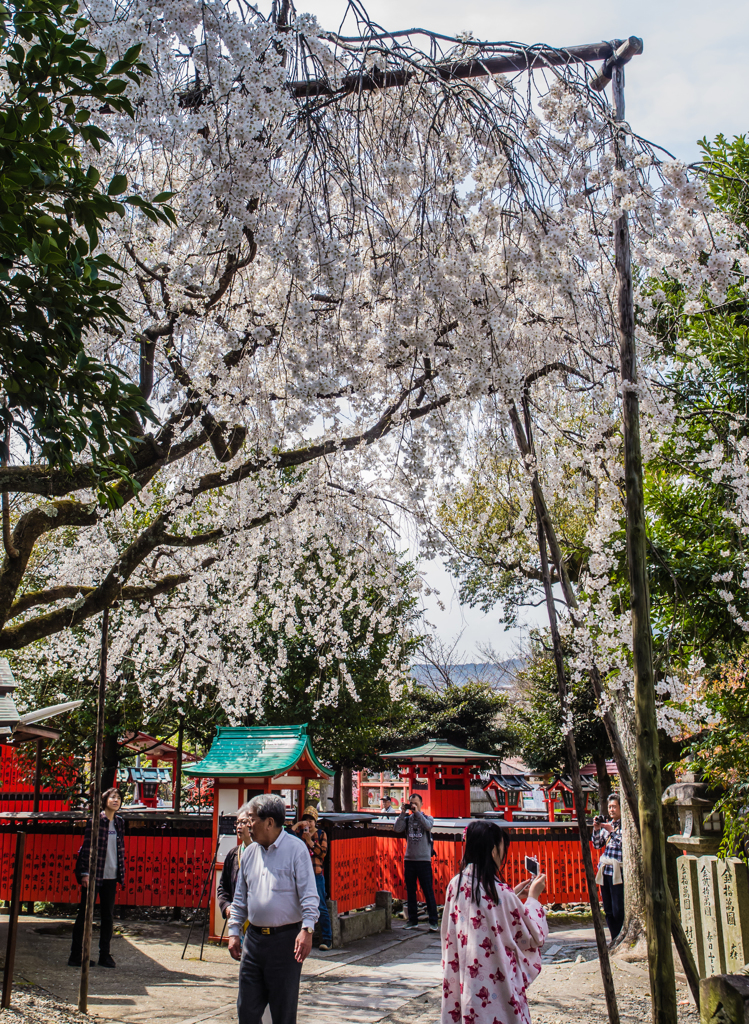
[304,0,747,162]
[302,0,747,658]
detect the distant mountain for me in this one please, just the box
[410,660,524,690]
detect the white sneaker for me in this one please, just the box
[429,924,439,932]
[318,944,331,951]
[404,922,419,930]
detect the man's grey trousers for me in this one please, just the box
[237,927,303,1024]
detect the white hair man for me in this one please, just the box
[228,794,319,1023]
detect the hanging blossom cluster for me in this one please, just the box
[2,2,747,727]
[12,485,420,718]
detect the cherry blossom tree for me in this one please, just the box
[2,4,748,1015]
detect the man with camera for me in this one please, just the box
[393,792,438,932]
[591,792,624,944]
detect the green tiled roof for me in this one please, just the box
[381,738,497,763]
[184,725,333,779]
[0,659,16,693]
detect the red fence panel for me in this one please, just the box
[0,812,212,908]
[328,822,603,911]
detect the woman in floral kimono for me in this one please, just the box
[441,821,548,1024]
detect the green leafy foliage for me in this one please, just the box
[0,0,175,485]
[396,679,518,763]
[499,639,610,775]
[641,135,749,669]
[679,651,749,860]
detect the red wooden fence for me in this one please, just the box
[329,825,602,913]
[0,813,600,915]
[0,746,74,813]
[0,815,214,908]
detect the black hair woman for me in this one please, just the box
[441,820,548,1024]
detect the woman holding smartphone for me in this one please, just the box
[441,821,547,1024]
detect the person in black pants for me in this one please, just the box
[394,793,439,932]
[592,793,625,945]
[69,787,126,969]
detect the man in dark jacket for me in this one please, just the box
[393,793,438,932]
[217,807,252,919]
[69,787,126,968]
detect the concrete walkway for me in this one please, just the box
[0,915,700,1024]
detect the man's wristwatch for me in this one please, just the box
[303,926,314,935]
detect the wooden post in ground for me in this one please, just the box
[612,65,677,1024]
[1,831,26,1008]
[78,607,109,1013]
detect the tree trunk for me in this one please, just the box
[511,394,700,1003]
[612,696,646,952]
[101,728,119,792]
[333,769,342,813]
[528,433,619,1024]
[613,66,677,1024]
[173,716,184,813]
[342,766,354,813]
[594,751,612,815]
[659,737,683,912]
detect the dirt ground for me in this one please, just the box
[0,914,700,1024]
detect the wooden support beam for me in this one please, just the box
[78,607,108,1014]
[290,37,643,99]
[612,66,677,1024]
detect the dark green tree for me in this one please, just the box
[501,638,611,787]
[0,0,173,488]
[395,678,517,761]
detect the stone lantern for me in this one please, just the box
[662,772,723,855]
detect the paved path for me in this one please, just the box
[0,915,700,1024]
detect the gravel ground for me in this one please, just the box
[0,984,91,1024]
[0,977,702,1024]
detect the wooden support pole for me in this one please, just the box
[78,606,108,1013]
[1,831,26,1008]
[32,739,42,814]
[612,66,677,1024]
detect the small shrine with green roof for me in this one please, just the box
[185,724,333,940]
[381,737,497,818]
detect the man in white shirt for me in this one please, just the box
[228,794,319,1024]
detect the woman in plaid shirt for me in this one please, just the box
[69,787,126,969]
[292,808,332,950]
[591,793,624,944]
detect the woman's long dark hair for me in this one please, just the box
[458,820,512,905]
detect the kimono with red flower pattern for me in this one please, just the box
[440,867,548,1024]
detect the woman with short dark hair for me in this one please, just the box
[441,820,548,1024]
[69,787,126,969]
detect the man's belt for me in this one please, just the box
[248,921,301,936]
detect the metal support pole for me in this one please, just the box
[2,831,26,1008]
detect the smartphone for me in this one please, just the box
[524,855,539,876]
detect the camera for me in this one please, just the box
[593,815,604,826]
